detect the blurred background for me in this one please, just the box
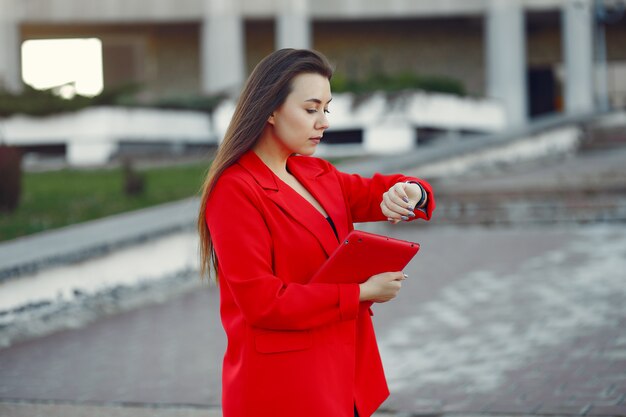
[0,0,625,416]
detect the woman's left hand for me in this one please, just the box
[380,182,424,224]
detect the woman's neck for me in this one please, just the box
[253,132,292,177]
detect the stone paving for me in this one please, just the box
[0,401,397,417]
[1,223,625,416]
[374,224,626,416]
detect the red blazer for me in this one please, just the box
[205,150,435,417]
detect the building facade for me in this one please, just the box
[1,0,625,127]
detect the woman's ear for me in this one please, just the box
[267,113,275,125]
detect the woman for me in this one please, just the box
[198,49,435,417]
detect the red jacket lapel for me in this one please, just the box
[287,156,350,241]
[237,151,341,257]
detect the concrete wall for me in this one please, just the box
[607,19,626,61]
[524,10,626,112]
[314,17,485,96]
[11,0,573,22]
[22,23,201,95]
[2,106,214,165]
[152,25,201,96]
[7,0,626,117]
[21,11,624,99]
[14,0,566,22]
[20,17,487,97]
[17,13,626,108]
[244,20,275,75]
[527,12,562,66]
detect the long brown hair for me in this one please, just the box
[197,48,334,282]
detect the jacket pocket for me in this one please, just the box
[255,330,313,354]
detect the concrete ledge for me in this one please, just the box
[349,110,609,178]
[0,198,199,282]
[3,107,215,166]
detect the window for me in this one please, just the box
[21,38,104,98]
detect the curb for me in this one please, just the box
[0,198,198,282]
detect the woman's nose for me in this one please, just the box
[317,113,329,130]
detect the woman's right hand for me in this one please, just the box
[359,271,406,303]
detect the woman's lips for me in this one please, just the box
[309,136,322,144]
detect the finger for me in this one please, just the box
[390,184,411,207]
[383,193,414,218]
[386,189,416,217]
[380,200,402,219]
[376,272,394,282]
[380,201,403,224]
[391,185,417,214]
[403,183,425,209]
[393,183,412,207]
[387,271,406,281]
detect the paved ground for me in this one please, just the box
[0,402,223,417]
[1,222,625,416]
[375,223,626,416]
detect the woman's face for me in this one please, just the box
[268,72,331,156]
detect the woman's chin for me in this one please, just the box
[298,147,317,156]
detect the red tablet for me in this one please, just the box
[309,229,420,284]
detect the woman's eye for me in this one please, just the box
[306,108,330,114]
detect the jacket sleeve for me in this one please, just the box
[205,175,361,331]
[332,165,436,223]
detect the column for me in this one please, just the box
[485,0,527,128]
[200,0,245,95]
[562,0,595,114]
[0,0,22,93]
[276,0,311,50]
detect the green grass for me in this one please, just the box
[0,162,209,242]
